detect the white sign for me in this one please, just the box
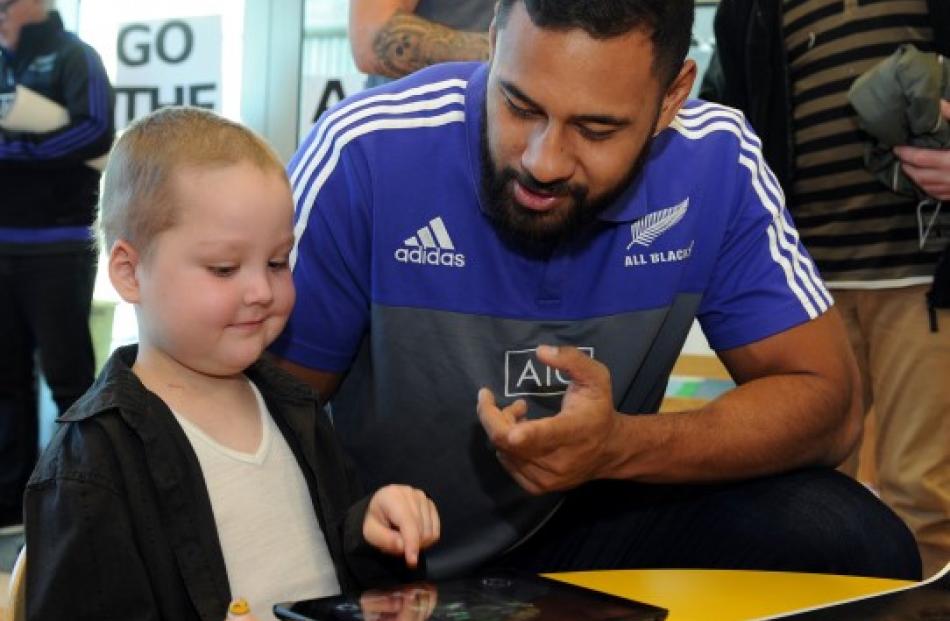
[114,15,222,130]
[298,73,366,142]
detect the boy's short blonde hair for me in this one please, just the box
[98,106,288,256]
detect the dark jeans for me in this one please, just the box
[497,469,922,581]
[0,250,97,521]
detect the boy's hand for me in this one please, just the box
[363,485,440,568]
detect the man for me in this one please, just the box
[273,0,921,580]
[705,0,949,576]
[349,0,493,87]
[0,0,114,531]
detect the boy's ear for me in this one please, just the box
[109,239,143,304]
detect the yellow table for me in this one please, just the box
[547,569,913,621]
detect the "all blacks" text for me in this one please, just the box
[624,241,694,268]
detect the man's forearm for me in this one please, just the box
[602,372,861,483]
[372,12,489,78]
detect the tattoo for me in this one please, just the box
[372,12,490,78]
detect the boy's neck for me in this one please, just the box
[132,342,264,454]
[132,344,246,402]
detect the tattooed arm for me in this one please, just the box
[349,0,490,78]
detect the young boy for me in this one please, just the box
[23,107,440,621]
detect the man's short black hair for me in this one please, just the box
[496,0,695,88]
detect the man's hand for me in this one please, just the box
[477,345,622,495]
[893,99,950,201]
[363,485,440,568]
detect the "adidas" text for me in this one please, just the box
[394,247,466,268]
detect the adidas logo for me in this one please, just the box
[394,216,466,268]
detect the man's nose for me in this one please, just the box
[521,122,575,185]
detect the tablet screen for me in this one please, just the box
[274,571,667,621]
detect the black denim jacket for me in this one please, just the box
[24,345,416,621]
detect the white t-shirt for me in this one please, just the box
[173,380,340,620]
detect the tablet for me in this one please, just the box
[274,571,668,620]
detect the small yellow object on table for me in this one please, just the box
[228,598,251,616]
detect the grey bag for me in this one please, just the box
[848,44,950,200]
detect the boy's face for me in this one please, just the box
[133,161,296,377]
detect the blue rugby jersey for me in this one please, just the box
[271,61,831,577]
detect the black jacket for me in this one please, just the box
[0,11,114,235]
[24,346,416,621]
[703,0,950,191]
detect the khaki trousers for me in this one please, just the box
[835,285,950,576]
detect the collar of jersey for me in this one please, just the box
[13,11,64,61]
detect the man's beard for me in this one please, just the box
[479,109,657,252]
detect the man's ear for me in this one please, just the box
[109,239,143,304]
[655,59,697,135]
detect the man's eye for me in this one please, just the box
[268,259,289,271]
[208,265,237,277]
[504,94,535,118]
[578,125,615,141]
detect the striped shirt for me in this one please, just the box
[784,0,948,288]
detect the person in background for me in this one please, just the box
[348,0,494,88]
[704,0,949,576]
[24,107,440,621]
[0,0,114,534]
[272,0,921,582]
[701,0,950,574]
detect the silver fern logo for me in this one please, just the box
[626,198,689,249]
[26,54,57,74]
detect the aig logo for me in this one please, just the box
[505,347,594,397]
